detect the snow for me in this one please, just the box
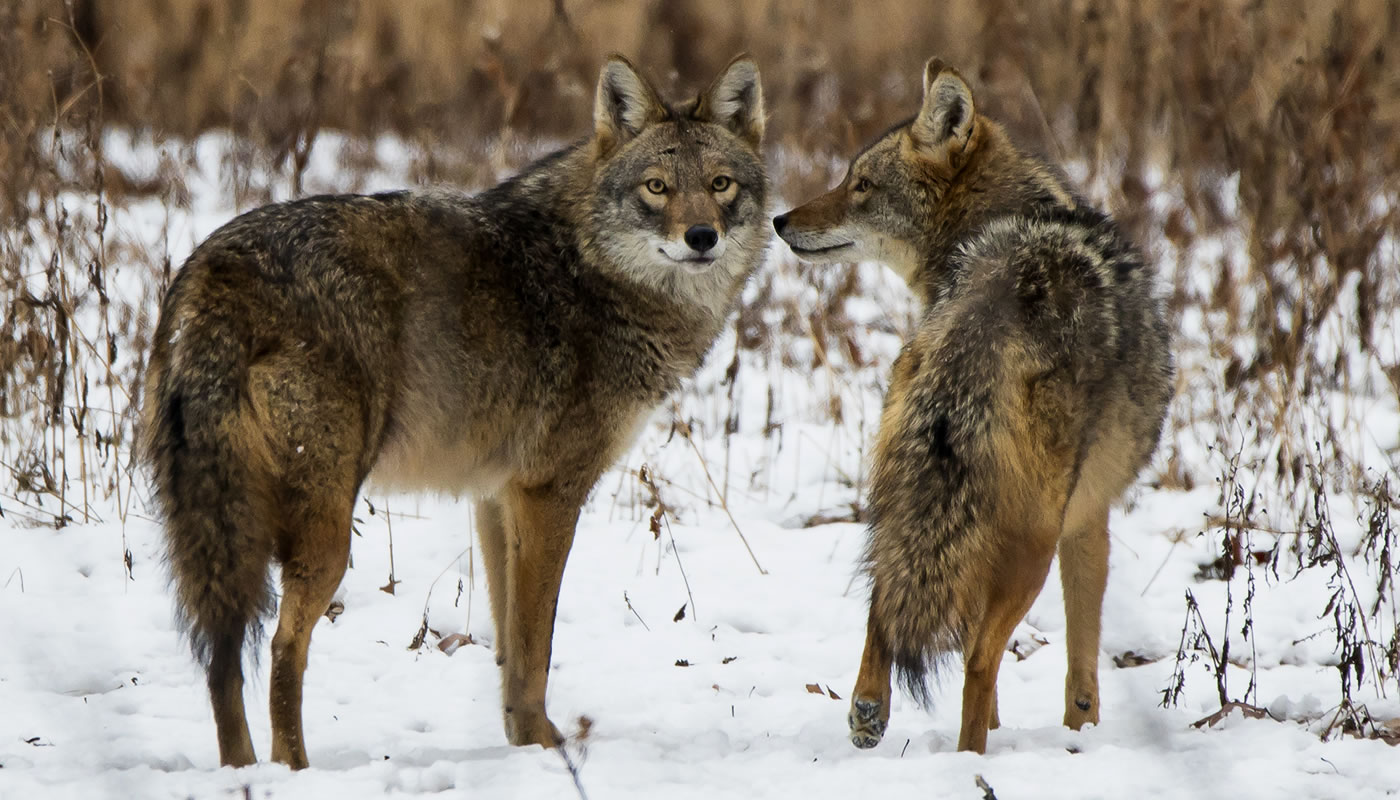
[2,132,1399,799]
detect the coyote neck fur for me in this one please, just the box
[910,124,1077,308]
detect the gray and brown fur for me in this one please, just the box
[142,54,769,769]
[774,58,1172,754]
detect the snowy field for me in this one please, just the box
[2,133,1399,799]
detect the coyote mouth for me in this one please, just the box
[659,249,718,272]
[789,241,853,256]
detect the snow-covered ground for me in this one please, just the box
[2,132,1399,799]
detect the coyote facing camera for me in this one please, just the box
[142,54,769,769]
[775,58,1173,754]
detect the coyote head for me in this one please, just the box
[586,54,769,312]
[774,58,1071,292]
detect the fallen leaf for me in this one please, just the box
[324,600,345,622]
[1008,631,1049,661]
[406,618,429,651]
[1113,650,1159,668]
[437,632,475,655]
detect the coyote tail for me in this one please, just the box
[864,347,1004,706]
[144,280,277,668]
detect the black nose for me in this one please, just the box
[684,224,719,253]
[772,213,789,234]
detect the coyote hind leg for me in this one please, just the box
[957,528,1056,754]
[208,632,257,767]
[1059,506,1109,730]
[256,351,363,770]
[267,495,353,769]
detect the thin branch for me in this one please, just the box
[671,404,766,575]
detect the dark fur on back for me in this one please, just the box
[867,196,1172,703]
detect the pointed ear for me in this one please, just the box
[594,54,667,151]
[695,55,765,147]
[910,58,976,159]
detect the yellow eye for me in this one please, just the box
[853,177,873,193]
[711,175,733,192]
[645,178,667,194]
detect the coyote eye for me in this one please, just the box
[710,175,733,192]
[645,178,668,195]
[853,177,873,193]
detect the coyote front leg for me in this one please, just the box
[849,585,895,748]
[494,483,580,747]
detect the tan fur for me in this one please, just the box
[776,58,1173,754]
[143,54,769,768]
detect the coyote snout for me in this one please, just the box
[771,211,853,256]
[657,223,727,270]
[777,58,1173,755]
[773,171,924,285]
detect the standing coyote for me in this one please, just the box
[142,54,769,768]
[774,58,1172,753]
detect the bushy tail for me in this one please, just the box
[863,349,1005,707]
[143,288,276,669]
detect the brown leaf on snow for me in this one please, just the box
[324,600,345,622]
[437,632,475,655]
[1008,631,1049,661]
[406,618,429,651]
[1113,650,1160,668]
[1376,720,1400,746]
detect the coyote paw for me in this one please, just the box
[1062,692,1099,731]
[504,711,564,748]
[848,697,888,749]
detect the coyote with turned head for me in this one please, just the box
[774,58,1172,753]
[142,54,769,768]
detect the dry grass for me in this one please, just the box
[2,0,1399,705]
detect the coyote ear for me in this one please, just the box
[695,55,765,147]
[594,54,667,151]
[911,58,976,159]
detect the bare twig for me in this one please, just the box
[671,405,766,575]
[623,591,650,631]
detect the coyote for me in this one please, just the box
[142,54,769,768]
[774,58,1172,754]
